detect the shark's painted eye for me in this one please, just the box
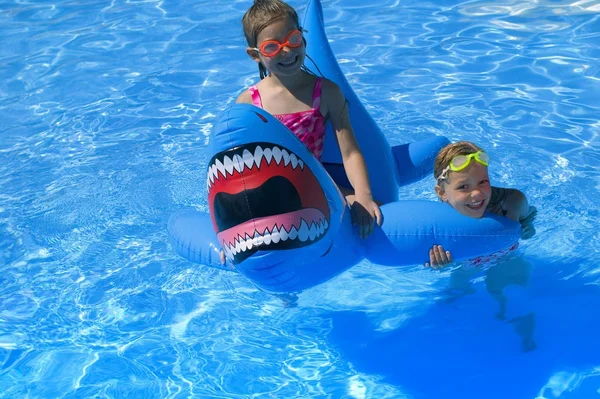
[255,112,268,123]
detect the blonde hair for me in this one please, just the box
[242,0,301,79]
[434,141,484,183]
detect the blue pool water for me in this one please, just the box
[1,0,600,397]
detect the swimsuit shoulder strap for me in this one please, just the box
[249,85,263,108]
[312,78,324,109]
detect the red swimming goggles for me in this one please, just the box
[252,29,304,57]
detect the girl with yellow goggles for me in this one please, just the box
[428,141,538,352]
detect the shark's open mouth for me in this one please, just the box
[208,142,330,264]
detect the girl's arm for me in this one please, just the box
[506,189,536,239]
[489,187,531,221]
[489,187,536,239]
[322,80,382,237]
[510,190,533,221]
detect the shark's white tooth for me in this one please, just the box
[280,225,289,241]
[298,159,304,170]
[254,146,264,168]
[323,219,329,229]
[263,148,273,164]
[262,227,272,245]
[215,159,226,179]
[245,233,253,250]
[290,153,298,168]
[253,230,263,246]
[316,222,323,237]
[298,220,310,242]
[223,241,233,258]
[232,154,244,173]
[319,221,325,235]
[271,225,281,244]
[308,222,318,240]
[239,234,248,252]
[282,149,291,166]
[223,155,234,175]
[272,146,283,165]
[263,230,272,245]
[243,149,255,169]
[231,239,238,255]
[211,165,218,182]
[288,226,298,240]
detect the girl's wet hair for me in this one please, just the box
[242,0,302,79]
[434,141,484,183]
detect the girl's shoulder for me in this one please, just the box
[319,77,341,96]
[488,187,528,220]
[236,88,253,104]
[318,78,346,110]
[236,80,270,104]
[505,189,529,219]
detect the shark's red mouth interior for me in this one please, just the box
[207,142,330,264]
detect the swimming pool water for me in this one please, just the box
[1,0,599,398]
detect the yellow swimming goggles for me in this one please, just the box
[437,151,489,181]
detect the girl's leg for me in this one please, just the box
[448,266,479,294]
[485,258,536,351]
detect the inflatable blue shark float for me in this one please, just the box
[167,0,520,294]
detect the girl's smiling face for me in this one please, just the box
[435,162,492,218]
[248,19,306,77]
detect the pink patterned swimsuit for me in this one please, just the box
[466,242,520,269]
[249,78,326,160]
